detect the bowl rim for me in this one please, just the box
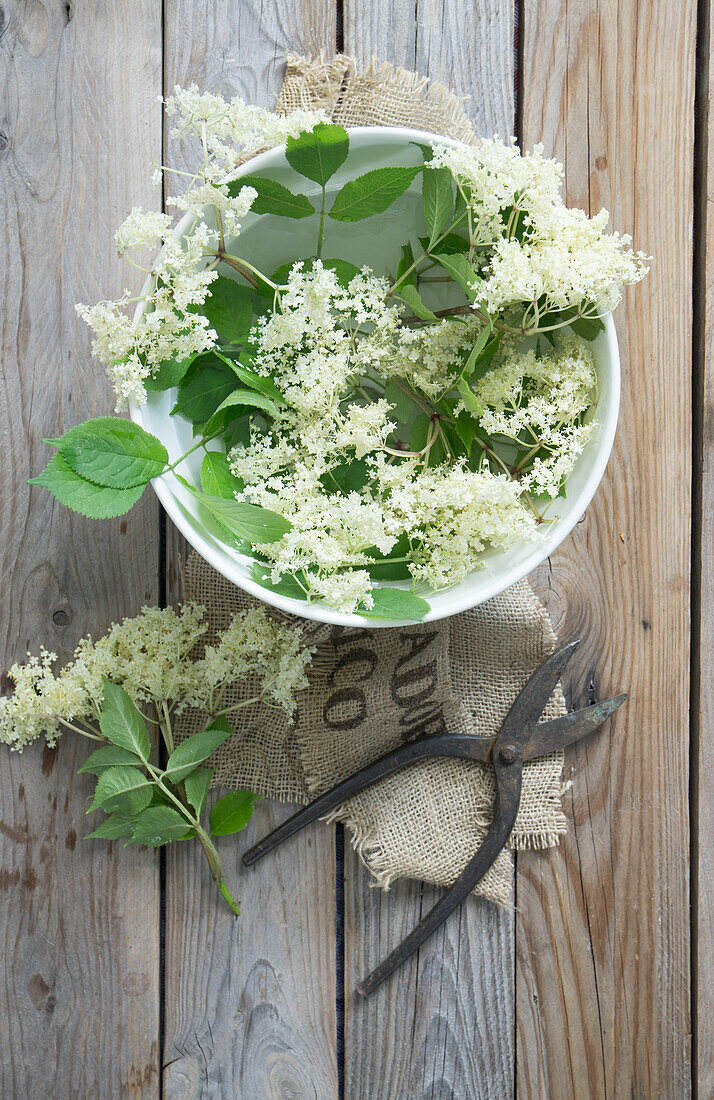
[130,123,621,627]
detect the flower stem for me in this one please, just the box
[317,184,326,258]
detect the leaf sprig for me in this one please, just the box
[81,681,259,915]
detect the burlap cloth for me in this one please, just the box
[176,55,568,908]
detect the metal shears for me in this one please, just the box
[242,640,626,996]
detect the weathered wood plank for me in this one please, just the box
[343,0,514,136]
[695,2,714,1093]
[518,2,694,1096]
[161,4,339,1095]
[0,1,162,1096]
[341,4,516,1096]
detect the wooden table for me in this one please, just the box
[0,1,704,1096]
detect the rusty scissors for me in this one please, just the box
[243,639,626,997]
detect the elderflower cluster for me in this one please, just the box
[430,137,648,319]
[77,89,328,409]
[0,603,312,752]
[226,262,579,612]
[474,337,598,498]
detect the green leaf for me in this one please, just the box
[365,535,413,581]
[361,588,430,621]
[431,253,480,301]
[189,488,292,545]
[201,451,241,499]
[396,243,417,288]
[396,283,439,322]
[203,277,253,343]
[285,122,349,186]
[131,806,194,846]
[85,810,138,841]
[29,455,146,519]
[457,376,483,415]
[145,355,193,391]
[202,389,281,436]
[454,410,478,453]
[183,767,214,817]
[232,174,315,218]
[570,313,605,340]
[218,352,284,403]
[329,166,421,222]
[44,417,168,489]
[79,745,142,775]
[172,356,237,426]
[250,562,310,601]
[418,232,469,255]
[422,166,454,245]
[461,326,495,377]
[89,765,153,814]
[163,724,233,784]
[99,679,151,759]
[210,790,260,836]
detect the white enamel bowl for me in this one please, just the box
[131,125,620,627]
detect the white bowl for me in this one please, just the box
[131,125,620,628]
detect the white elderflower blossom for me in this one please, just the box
[0,604,313,751]
[115,207,173,253]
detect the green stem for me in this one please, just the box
[196,825,241,916]
[317,184,326,258]
[166,429,225,472]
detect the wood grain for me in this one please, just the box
[519,2,694,1096]
[161,4,339,1095]
[0,1,162,1096]
[343,0,514,136]
[695,2,714,1094]
[341,5,517,1096]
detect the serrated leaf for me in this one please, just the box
[422,166,454,245]
[99,679,151,759]
[171,356,236,426]
[201,451,241,499]
[454,411,478,453]
[203,277,253,343]
[89,765,153,814]
[190,489,292,545]
[231,174,315,218]
[210,790,260,836]
[396,283,439,322]
[202,388,280,436]
[30,455,146,519]
[431,253,480,301]
[79,745,142,775]
[285,122,349,185]
[361,588,430,622]
[45,417,168,489]
[131,806,193,846]
[183,767,214,816]
[145,355,193,391]
[163,723,233,783]
[85,810,138,841]
[329,166,421,222]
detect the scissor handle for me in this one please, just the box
[356,739,524,996]
[242,733,489,867]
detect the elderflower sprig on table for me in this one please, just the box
[0,603,313,915]
[32,92,649,620]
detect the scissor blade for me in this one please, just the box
[498,639,581,746]
[523,693,627,760]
